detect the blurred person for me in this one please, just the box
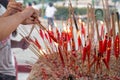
[0,0,39,80]
[45,2,57,28]
[28,2,32,6]
[32,1,37,5]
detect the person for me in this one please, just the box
[0,0,39,80]
[45,2,57,27]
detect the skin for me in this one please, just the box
[0,2,39,41]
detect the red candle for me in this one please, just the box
[35,38,41,49]
[106,37,111,63]
[103,35,108,53]
[82,44,87,64]
[45,31,48,40]
[78,35,81,49]
[49,35,52,43]
[99,39,103,54]
[48,30,57,43]
[114,35,119,60]
[86,39,91,63]
[56,28,60,40]
[67,27,72,42]
[66,32,70,42]
[39,29,44,39]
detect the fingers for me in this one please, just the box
[5,2,23,16]
[7,2,22,11]
[22,17,39,24]
[22,18,35,24]
[32,10,39,18]
[7,2,22,7]
[21,7,35,18]
[7,2,40,25]
[8,6,22,12]
[21,7,40,24]
[20,38,30,49]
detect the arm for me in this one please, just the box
[0,7,39,41]
[0,12,26,41]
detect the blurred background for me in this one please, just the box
[15,0,120,21]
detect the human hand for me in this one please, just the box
[6,2,40,24]
[19,37,30,50]
[21,7,40,24]
[3,2,22,16]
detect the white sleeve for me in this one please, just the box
[0,4,6,16]
[54,7,57,12]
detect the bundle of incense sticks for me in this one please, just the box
[12,0,120,79]
[26,18,120,80]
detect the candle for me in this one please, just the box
[99,38,103,54]
[35,38,41,49]
[48,29,57,43]
[106,37,111,63]
[77,31,82,49]
[82,43,87,64]
[114,34,119,60]
[39,29,44,39]
[103,33,108,53]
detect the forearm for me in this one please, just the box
[1,11,9,17]
[0,12,26,41]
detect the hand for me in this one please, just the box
[22,16,40,24]
[6,2,40,24]
[3,2,22,16]
[19,37,30,50]
[21,7,40,24]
